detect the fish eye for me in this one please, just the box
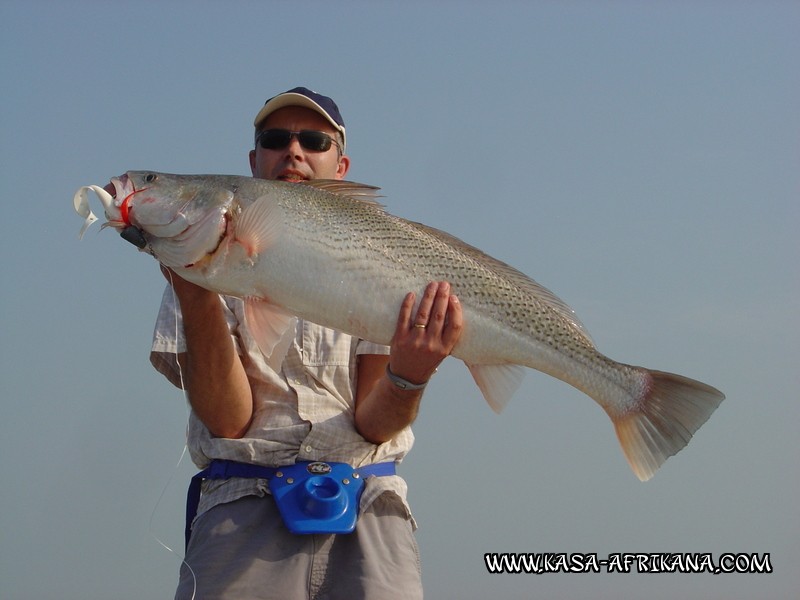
[145,173,158,183]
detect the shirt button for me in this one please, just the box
[305,445,313,453]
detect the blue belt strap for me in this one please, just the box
[185,459,396,548]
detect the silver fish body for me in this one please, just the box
[75,171,724,481]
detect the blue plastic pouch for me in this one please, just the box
[268,461,367,534]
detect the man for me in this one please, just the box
[151,87,462,599]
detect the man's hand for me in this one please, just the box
[354,281,463,444]
[388,281,463,385]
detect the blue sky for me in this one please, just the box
[2,1,798,598]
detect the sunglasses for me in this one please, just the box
[256,129,341,153]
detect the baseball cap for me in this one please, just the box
[254,87,346,152]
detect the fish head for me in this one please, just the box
[75,171,235,269]
[121,171,237,268]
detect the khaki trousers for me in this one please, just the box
[176,493,423,600]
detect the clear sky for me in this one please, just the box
[2,1,797,598]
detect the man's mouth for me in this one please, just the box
[277,170,308,183]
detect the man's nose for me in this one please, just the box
[284,136,305,159]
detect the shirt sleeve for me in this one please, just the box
[355,339,390,356]
[149,285,240,389]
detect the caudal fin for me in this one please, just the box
[612,370,724,481]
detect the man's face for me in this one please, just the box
[249,106,350,182]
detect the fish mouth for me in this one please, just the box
[108,174,136,217]
[105,174,149,248]
[89,174,137,231]
[103,172,132,201]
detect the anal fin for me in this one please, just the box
[465,363,526,414]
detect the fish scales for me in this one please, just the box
[74,171,724,481]
[283,193,571,373]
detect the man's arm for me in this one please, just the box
[165,269,254,439]
[354,281,462,444]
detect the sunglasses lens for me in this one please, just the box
[259,129,291,149]
[259,130,334,152]
[298,131,332,152]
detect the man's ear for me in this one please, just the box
[336,154,351,180]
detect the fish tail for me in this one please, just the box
[612,369,724,481]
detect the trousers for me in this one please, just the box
[175,492,423,600]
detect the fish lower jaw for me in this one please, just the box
[100,218,126,232]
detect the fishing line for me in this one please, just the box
[146,268,197,600]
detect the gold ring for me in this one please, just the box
[414,323,427,329]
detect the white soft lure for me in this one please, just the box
[74,184,120,239]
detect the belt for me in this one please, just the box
[185,459,396,548]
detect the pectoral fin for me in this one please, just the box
[234,196,284,257]
[244,297,297,369]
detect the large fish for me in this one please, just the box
[74,171,724,481]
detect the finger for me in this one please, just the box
[396,291,416,331]
[412,282,438,329]
[426,282,452,335]
[441,294,463,348]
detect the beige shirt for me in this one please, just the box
[150,286,415,525]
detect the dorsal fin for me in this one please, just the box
[298,179,385,207]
